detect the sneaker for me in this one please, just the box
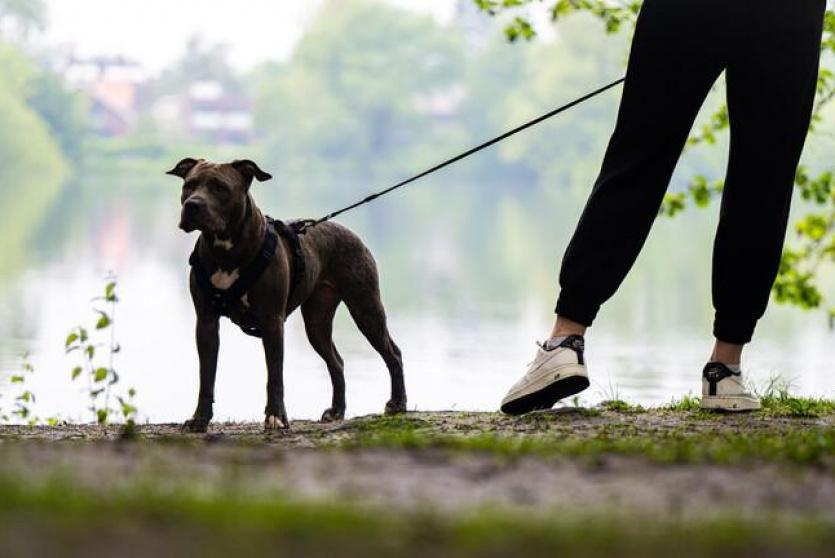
[500,335,590,415]
[700,362,761,411]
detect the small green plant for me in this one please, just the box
[665,394,702,412]
[10,353,37,424]
[1,354,60,426]
[65,277,137,426]
[1,353,36,424]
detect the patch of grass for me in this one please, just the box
[1,477,835,558]
[660,388,835,418]
[665,394,703,412]
[520,407,602,424]
[760,389,835,418]
[340,425,835,465]
[347,415,430,433]
[599,399,645,413]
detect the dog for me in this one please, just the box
[168,157,406,432]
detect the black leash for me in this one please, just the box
[300,76,625,231]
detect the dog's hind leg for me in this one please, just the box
[343,289,406,415]
[301,284,346,422]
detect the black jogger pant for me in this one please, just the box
[555,0,827,344]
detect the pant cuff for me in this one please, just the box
[713,314,756,345]
[554,292,599,327]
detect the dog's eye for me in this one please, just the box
[209,181,228,196]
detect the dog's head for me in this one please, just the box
[167,158,272,236]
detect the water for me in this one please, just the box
[1,179,834,424]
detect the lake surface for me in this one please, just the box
[1,179,834,424]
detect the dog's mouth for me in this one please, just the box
[178,211,200,233]
[179,210,224,234]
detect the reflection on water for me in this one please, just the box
[1,183,834,423]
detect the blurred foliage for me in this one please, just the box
[27,68,89,162]
[251,0,465,189]
[0,45,69,277]
[0,2,88,279]
[153,36,243,97]
[0,0,45,41]
[476,0,835,322]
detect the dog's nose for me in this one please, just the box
[183,197,205,216]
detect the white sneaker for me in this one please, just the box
[501,335,590,415]
[700,362,761,411]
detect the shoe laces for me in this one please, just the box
[525,341,551,369]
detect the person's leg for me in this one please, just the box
[711,0,826,347]
[550,315,586,338]
[504,0,727,415]
[710,340,742,366]
[700,0,825,412]
[553,0,725,331]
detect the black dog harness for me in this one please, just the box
[189,216,307,338]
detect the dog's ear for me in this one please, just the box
[166,157,200,179]
[231,159,272,184]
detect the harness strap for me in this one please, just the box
[276,219,308,294]
[188,216,307,337]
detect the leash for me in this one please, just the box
[301,76,625,231]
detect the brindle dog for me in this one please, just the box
[168,157,406,432]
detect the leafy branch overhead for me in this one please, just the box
[475,0,835,321]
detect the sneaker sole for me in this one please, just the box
[501,375,591,415]
[701,396,761,412]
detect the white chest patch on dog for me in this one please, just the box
[210,269,240,290]
[213,238,234,251]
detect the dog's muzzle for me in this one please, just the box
[180,197,207,232]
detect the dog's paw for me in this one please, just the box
[182,417,210,433]
[384,398,407,415]
[264,414,289,431]
[320,407,345,423]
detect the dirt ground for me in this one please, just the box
[2,409,834,519]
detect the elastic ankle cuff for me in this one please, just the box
[713,314,756,345]
[554,294,597,327]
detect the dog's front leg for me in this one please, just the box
[183,314,219,433]
[262,317,289,430]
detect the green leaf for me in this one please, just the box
[71,366,82,380]
[96,408,108,425]
[10,375,24,383]
[105,281,118,302]
[65,332,78,348]
[85,345,95,359]
[95,311,111,330]
[94,367,108,382]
